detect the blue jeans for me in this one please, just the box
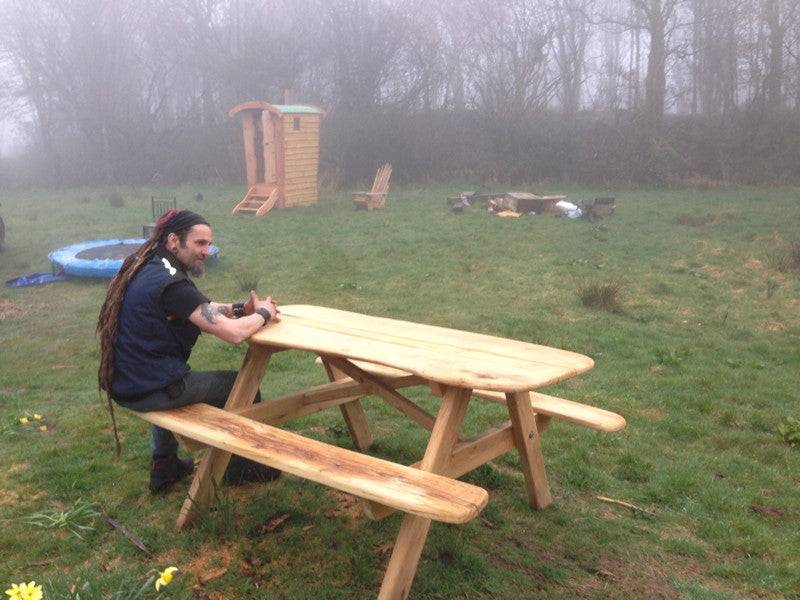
[115,370,260,456]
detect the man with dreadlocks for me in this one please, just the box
[97,209,281,493]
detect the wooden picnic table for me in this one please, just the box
[140,305,623,599]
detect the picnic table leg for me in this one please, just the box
[506,391,552,509]
[322,359,374,451]
[378,386,471,600]
[175,344,274,530]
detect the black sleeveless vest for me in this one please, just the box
[111,253,201,398]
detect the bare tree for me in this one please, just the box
[551,0,594,115]
[464,0,556,115]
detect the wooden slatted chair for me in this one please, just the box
[353,163,392,210]
[143,195,177,238]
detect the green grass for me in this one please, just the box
[1,184,799,598]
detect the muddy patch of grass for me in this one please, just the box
[676,213,713,227]
[0,299,25,319]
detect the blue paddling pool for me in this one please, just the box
[49,239,219,278]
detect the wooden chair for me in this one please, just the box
[143,195,177,238]
[151,195,177,220]
[353,163,392,210]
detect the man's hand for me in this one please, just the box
[253,292,280,323]
[243,290,257,315]
[243,291,280,322]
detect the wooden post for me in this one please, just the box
[324,357,436,431]
[322,359,374,451]
[176,344,273,530]
[241,112,257,187]
[506,391,552,509]
[261,111,277,185]
[378,386,471,600]
[274,116,286,208]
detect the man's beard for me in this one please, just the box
[188,260,205,277]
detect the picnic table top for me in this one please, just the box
[250,305,594,392]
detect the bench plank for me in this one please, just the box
[476,390,626,432]
[139,403,487,525]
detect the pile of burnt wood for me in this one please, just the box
[447,191,615,221]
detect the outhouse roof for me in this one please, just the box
[272,104,323,114]
[229,101,325,118]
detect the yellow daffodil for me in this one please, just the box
[38,425,47,432]
[4,583,22,599]
[5,581,42,600]
[155,566,178,591]
[33,414,43,421]
[18,417,28,425]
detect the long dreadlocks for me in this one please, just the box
[96,209,208,455]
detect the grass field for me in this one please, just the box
[1,184,798,599]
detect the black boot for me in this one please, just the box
[149,454,195,494]
[223,455,281,486]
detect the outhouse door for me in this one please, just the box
[260,111,278,185]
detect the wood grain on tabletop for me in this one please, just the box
[250,305,594,392]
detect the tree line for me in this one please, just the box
[1,0,799,188]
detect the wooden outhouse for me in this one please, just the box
[229,101,324,215]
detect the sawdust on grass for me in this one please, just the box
[0,299,25,320]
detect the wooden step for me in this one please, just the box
[315,357,625,432]
[232,185,279,216]
[139,403,488,524]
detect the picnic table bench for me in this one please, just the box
[137,305,625,599]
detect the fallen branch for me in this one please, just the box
[596,496,656,518]
[101,512,152,555]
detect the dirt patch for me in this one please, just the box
[154,543,235,585]
[0,299,25,319]
[571,556,680,599]
[325,490,367,524]
[0,463,33,508]
[0,488,21,508]
[487,549,552,589]
[759,320,786,332]
[637,407,667,421]
[745,258,766,271]
[698,264,723,279]
[571,555,750,600]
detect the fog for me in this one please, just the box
[1,0,799,188]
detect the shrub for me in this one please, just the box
[234,269,260,294]
[766,241,800,274]
[580,281,623,313]
[108,192,125,208]
[778,417,800,446]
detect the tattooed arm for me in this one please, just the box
[203,302,234,320]
[188,294,279,344]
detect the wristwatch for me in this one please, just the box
[255,307,271,325]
